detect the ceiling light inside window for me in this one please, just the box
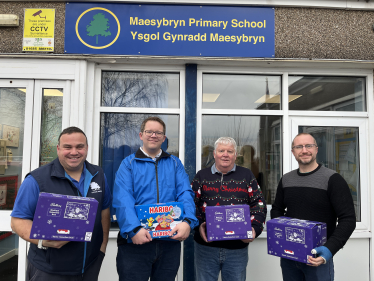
[203,93,220,102]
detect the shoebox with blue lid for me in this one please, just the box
[135,202,184,238]
[30,192,98,242]
[267,216,327,263]
[205,204,253,242]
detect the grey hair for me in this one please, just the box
[214,137,237,153]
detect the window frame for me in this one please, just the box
[92,64,187,165]
[290,116,369,232]
[197,65,373,237]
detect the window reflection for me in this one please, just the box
[203,74,281,110]
[289,76,366,111]
[101,72,180,108]
[201,115,282,205]
[299,126,361,222]
[0,88,26,211]
[40,88,63,166]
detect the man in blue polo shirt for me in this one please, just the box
[11,126,112,281]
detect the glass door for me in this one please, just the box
[0,79,70,281]
[290,117,369,231]
[0,79,34,281]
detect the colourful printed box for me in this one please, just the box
[30,192,98,242]
[267,217,327,263]
[135,202,184,238]
[206,204,252,242]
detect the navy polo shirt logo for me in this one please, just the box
[90,182,102,193]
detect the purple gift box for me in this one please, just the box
[267,217,327,263]
[135,202,184,239]
[30,192,98,242]
[206,204,252,242]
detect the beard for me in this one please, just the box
[297,154,316,165]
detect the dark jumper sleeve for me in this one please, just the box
[324,173,356,256]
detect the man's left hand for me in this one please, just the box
[170,222,191,241]
[241,227,256,243]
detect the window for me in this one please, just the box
[288,76,366,111]
[39,88,63,166]
[198,68,370,230]
[96,67,185,224]
[199,72,283,206]
[298,126,361,221]
[0,87,26,210]
[203,74,281,110]
[201,115,282,204]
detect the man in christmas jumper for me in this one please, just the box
[113,116,198,281]
[192,137,266,281]
[271,133,356,281]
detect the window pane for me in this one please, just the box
[201,115,282,205]
[289,76,366,111]
[299,126,361,222]
[0,88,26,211]
[40,88,63,166]
[203,74,281,110]
[101,72,180,108]
[100,113,179,223]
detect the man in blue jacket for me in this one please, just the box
[113,116,198,281]
[11,127,111,281]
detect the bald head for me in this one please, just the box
[292,133,317,148]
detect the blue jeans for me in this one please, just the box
[281,258,334,281]
[194,242,248,281]
[117,240,181,281]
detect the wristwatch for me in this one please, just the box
[38,239,48,250]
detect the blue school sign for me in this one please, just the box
[65,3,274,57]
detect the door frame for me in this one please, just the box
[290,116,370,232]
[0,79,72,281]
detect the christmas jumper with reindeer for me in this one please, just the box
[192,164,267,249]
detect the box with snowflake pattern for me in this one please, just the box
[267,217,327,263]
[30,192,98,242]
[135,202,184,239]
[205,204,252,241]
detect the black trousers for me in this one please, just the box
[27,251,105,281]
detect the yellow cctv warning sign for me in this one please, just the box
[23,9,55,52]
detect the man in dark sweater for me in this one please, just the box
[271,133,356,281]
[192,137,266,281]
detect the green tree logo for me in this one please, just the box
[86,13,111,44]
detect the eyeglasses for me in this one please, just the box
[143,130,165,137]
[292,144,317,150]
